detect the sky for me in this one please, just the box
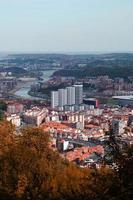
[0,0,133,53]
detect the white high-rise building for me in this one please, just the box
[67,86,75,105]
[74,84,83,105]
[51,84,83,108]
[51,91,59,108]
[58,89,67,107]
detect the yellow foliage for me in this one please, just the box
[0,121,130,200]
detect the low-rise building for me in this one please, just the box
[7,114,21,127]
[7,103,24,114]
[23,107,48,126]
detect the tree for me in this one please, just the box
[104,124,133,200]
[0,121,132,200]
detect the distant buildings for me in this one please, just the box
[83,98,99,108]
[112,119,127,135]
[7,103,24,114]
[7,114,21,127]
[112,96,133,106]
[67,112,84,124]
[0,77,17,97]
[23,107,48,126]
[51,85,83,108]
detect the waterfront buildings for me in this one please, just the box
[0,77,17,97]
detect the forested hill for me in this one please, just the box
[53,66,133,79]
[53,53,133,79]
[2,67,27,75]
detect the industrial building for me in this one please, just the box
[83,98,99,108]
[112,96,133,106]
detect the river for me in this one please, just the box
[15,69,56,100]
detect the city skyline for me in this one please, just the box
[0,0,133,53]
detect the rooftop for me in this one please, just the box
[112,96,133,100]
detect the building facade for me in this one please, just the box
[23,107,48,126]
[58,89,67,107]
[74,84,83,105]
[51,84,83,108]
[51,91,59,108]
[67,86,75,105]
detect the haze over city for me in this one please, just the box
[0,0,133,53]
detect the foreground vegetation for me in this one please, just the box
[0,121,132,200]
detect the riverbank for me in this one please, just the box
[28,90,48,100]
[12,70,57,100]
[9,80,36,94]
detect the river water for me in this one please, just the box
[15,70,56,100]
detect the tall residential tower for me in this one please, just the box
[66,86,75,105]
[74,84,83,105]
[51,84,83,108]
[51,91,59,108]
[58,89,67,107]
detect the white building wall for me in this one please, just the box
[58,89,67,107]
[74,84,83,105]
[51,91,59,108]
[67,86,75,105]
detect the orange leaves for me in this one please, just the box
[0,120,15,156]
[0,121,126,200]
[15,174,28,198]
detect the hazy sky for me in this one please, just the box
[0,0,133,53]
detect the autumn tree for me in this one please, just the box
[104,124,133,200]
[0,121,132,200]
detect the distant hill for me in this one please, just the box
[53,66,133,80]
[2,67,27,75]
[53,55,133,80]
